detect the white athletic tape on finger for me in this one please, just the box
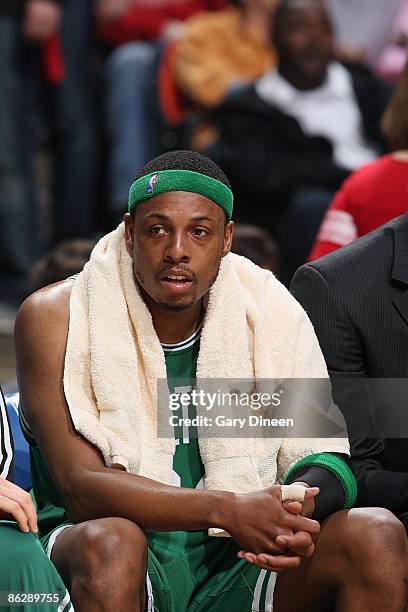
[280,484,306,502]
[208,484,306,536]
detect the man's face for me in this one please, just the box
[124,191,234,312]
[275,0,333,89]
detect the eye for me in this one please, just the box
[192,227,209,237]
[149,225,167,235]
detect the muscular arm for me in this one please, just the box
[15,281,226,531]
[15,281,320,558]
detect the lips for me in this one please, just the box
[160,268,194,281]
[163,274,190,282]
[159,269,194,294]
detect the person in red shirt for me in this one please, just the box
[96,0,224,47]
[309,59,408,262]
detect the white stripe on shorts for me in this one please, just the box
[265,572,277,612]
[252,569,277,612]
[146,573,154,611]
[46,525,74,559]
[57,591,72,612]
[252,569,267,611]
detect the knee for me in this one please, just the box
[73,517,147,589]
[339,508,406,572]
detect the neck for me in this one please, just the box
[391,150,408,162]
[140,288,204,344]
[278,65,327,91]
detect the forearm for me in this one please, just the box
[288,467,346,520]
[351,460,408,515]
[64,466,232,532]
[284,452,356,521]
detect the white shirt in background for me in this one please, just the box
[255,61,378,171]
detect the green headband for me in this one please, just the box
[128,169,233,220]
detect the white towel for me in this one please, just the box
[64,223,349,497]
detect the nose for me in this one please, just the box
[163,230,190,263]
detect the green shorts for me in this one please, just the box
[44,523,276,612]
[0,521,72,612]
[147,541,276,612]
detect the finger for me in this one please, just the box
[276,531,314,556]
[305,543,315,557]
[286,514,320,534]
[304,488,320,500]
[0,496,29,533]
[276,531,312,547]
[269,485,284,499]
[0,485,38,532]
[241,552,257,564]
[239,539,287,558]
[282,501,303,515]
[252,554,302,572]
[22,493,38,533]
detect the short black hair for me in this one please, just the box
[134,150,232,190]
[274,0,327,35]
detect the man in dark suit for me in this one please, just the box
[291,213,408,530]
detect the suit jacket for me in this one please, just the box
[291,214,408,523]
[215,62,391,227]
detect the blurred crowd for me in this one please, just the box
[1,0,408,303]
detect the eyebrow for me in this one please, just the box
[144,212,217,223]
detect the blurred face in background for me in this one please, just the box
[273,0,333,90]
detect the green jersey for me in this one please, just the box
[20,325,274,611]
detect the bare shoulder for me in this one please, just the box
[14,279,74,351]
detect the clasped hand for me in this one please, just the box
[231,484,320,572]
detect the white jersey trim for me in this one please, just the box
[0,387,13,480]
[161,320,203,353]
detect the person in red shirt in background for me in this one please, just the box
[96,0,224,47]
[97,0,225,222]
[309,59,408,262]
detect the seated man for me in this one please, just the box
[0,388,71,612]
[291,212,408,535]
[215,0,391,280]
[15,150,407,612]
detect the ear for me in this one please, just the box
[123,213,135,255]
[222,221,234,257]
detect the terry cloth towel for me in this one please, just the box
[64,223,349,498]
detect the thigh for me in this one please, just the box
[273,514,342,612]
[0,521,71,611]
[273,508,407,612]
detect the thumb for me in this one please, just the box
[283,500,303,515]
